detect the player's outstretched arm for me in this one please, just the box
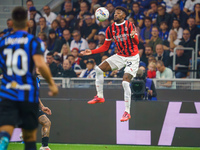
[81,40,112,56]
[80,49,92,55]
[33,55,58,96]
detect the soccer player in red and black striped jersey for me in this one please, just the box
[81,6,139,122]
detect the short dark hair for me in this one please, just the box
[152,25,159,31]
[115,6,128,16]
[158,5,165,10]
[183,28,190,33]
[145,45,153,50]
[173,19,180,24]
[150,1,157,6]
[188,16,195,20]
[144,16,152,22]
[106,2,114,7]
[47,52,53,56]
[7,18,12,22]
[52,19,60,27]
[132,2,140,7]
[63,29,70,33]
[160,21,168,25]
[67,54,75,59]
[26,0,33,4]
[12,6,27,29]
[39,17,46,22]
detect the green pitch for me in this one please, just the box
[8,143,200,150]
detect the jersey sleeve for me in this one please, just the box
[105,26,112,41]
[31,37,45,56]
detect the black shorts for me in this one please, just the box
[38,109,45,118]
[0,99,39,130]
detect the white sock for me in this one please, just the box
[95,66,104,98]
[122,81,131,114]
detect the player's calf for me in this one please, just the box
[39,115,51,148]
[0,125,14,150]
[22,129,37,150]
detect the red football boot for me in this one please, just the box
[120,111,131,122]
[87,95,105,104]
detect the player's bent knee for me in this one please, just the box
[99,61,111,72]
[123,73,132,82]
[96,66,104,74]
[39,115,51,127]
[45,119,51,128]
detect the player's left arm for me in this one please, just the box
[81,26,112,55]
[39,97,52,115]
[39,97,44,108]
[130,23,139,45]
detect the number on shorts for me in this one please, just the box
[4,48,28,76]
[127,61,132,67]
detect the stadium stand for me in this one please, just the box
[0,0,200,79]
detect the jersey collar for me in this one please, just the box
[115,20,125,26]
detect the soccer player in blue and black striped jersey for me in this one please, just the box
[36,70,52,150]
[0,6,58,150]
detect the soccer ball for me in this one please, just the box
[95,7,109,22]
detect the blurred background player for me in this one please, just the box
[36,69,52,150]
[0,6,58,150]
[81,6,139,122]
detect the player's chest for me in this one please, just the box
[111,26,130,41]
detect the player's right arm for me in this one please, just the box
[81,26,112,55]
[129,23,139,45]
[33,55,58,96]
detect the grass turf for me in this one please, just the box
[8,143,200,150]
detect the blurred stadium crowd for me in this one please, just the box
[1,0,200,79]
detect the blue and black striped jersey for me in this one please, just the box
[0,30,45,102]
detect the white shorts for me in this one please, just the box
[105,54,140,77]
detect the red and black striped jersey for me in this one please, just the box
[105,20,139,57]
